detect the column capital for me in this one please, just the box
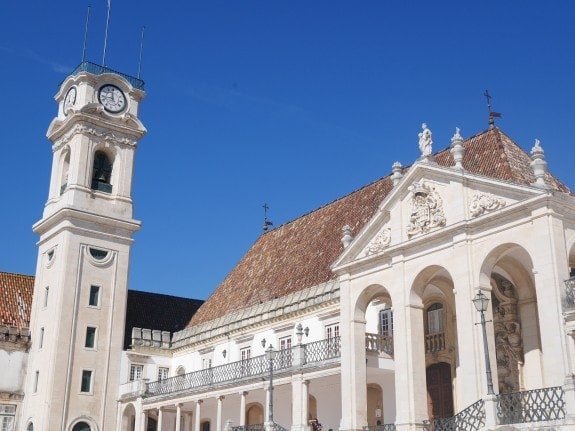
[217,395,225,401]
[175,402,183,408]
[239,390,248,396]
[196,399,203,405]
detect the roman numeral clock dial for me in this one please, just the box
[98,84,126,113]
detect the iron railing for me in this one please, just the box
[231,424,265,431]
[423,399,485,431]
[424,332,445,353]
[563,277,575,309]
[304,337,341,364]
[497,386,565,424]
[68,61,145,90]
[365,333,394,357]
[363,424,396,431]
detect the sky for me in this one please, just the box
[1,1,574,301]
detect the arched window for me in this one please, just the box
[27,423,33,431]
[201,421,210,431]
[72,422,91,431]
[60,150,70,195]
[426,303,444,335]
[91,151,113,193]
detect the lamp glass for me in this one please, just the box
[472,291,489,312]
[265,344,277,360]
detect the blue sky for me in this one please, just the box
[1,1,574,300]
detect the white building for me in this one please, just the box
[3,62,575,431]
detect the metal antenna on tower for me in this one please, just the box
[262,203,273,233]
[102,0,112,66]
[137,26,146,79]
[484,90,502,129]
[81,6,91,62]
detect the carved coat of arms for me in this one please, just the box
[406,181,446,237]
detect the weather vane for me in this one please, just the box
[484,90,502,129]
[262,203,273,232]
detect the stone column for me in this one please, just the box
[195,400,203,431]
[338,275,368,431]
[134,397,144,431]
[140,410,148,431]
[217,396,225,431]
[291,374,309,431]
[157,407,164,431]
[186,413,194,431]
[175,403,183,431]
[239,391,248,426]
[393,303,427,431]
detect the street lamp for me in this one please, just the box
[472,290,495,395]
[265,344,277,423]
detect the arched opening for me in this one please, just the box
[201,420,210,431]
[72,422,91,431]
[60,149,70,195]
[122,404,136,431]
[91,150,113,193]
[27,423,33,431]
[246,403,264,425]
[481,243,543,392]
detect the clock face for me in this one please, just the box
[98,84,126,113]
[64,87,77,115]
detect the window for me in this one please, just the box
[27,423,33,431]
[427,303,444,335]
[202,357,212,369]
[85,327,96,348]
[81,370,92,393]
[278,336,292,367]
[379,308,394,337]
[91,151,113,193]
[33,371,39,393]
[240,347,251,361]
[39,328,44,349]
[157,367,169,381]
[129,364,143,381]
[89,285,100,306]
[326,323,340,356]
[0,404,16,431]
[43,287,49,307]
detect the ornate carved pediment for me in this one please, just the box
[364,227,391,256]
[469,192,506,217]
[406,181,446,237]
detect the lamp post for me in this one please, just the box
[472,290,495,395]
[265,344,277,423]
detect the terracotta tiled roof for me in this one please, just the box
[187,127,570,327]
[124,290,203,349]
[0,272,34,329]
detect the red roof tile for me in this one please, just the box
[0,272,34,329]
[187,128,570,327]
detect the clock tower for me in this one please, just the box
[21,62,146,431]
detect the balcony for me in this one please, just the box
[425,332,446,354]
[365,333,393,357]
[142,336,342,398]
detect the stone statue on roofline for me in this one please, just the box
[418,123,433,160]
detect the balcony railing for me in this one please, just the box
[424,332,445,353]
[563,277,575,309]
[363,424,396,431]
[68,61,145,90]
[423,399,485,431]
[365,333,393,357]
[144,337,343,397]
[497,386,565,424]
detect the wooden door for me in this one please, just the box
[426,362,454,419]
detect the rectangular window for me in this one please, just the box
[0,404,16,431]
[81,370,92,393]
[157,367,169,381]
[278,336,292,367]
[379,308,394,337]
[129,364,143,381]
[326,323,340,356]
[202,357,212,369]
[43,287,49,307]
[240,347,251,361]
[85,327,96,348]
[39,327,45,349]
[33,371,39,393]
[427,305,444,335]
[89,285,100,306]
